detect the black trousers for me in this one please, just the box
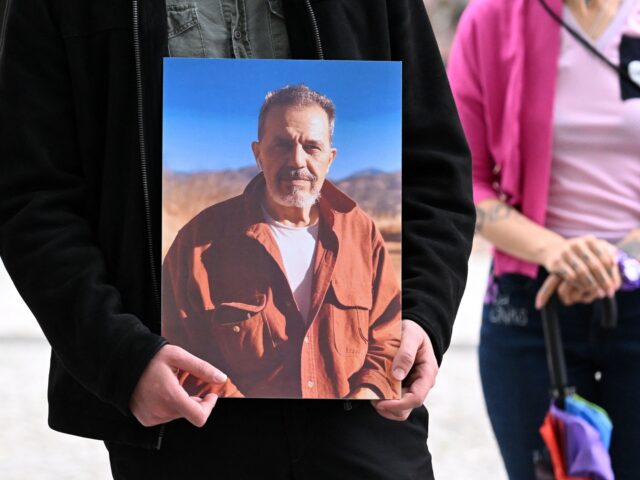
[106,399,434,480]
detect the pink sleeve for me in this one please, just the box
[447,7,498,204]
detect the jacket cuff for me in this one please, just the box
[100,326,168,416]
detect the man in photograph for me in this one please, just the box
[162,84,401,400]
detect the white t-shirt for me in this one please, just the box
[263,208,319,324]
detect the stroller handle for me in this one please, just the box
[541,295,617,404]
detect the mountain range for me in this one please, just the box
[162,166,401,255]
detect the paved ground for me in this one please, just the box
[0,253,507,479]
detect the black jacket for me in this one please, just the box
[0,0,474,448]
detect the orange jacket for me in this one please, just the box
[162,174,401,399]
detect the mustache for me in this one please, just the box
[277,168,317,182]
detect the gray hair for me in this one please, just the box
[257,84,336,141]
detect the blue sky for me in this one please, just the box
[163,59,402,180]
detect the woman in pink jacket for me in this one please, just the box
[448,0,640,477]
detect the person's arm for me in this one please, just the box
[475,199,563,265]
[0,0,167,415]
[388,0,476,365]
[476,199,620,307]
[0,0,228,427]
[368,0,475,420]
[477,199,616,290]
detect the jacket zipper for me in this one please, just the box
[132,1,161,312]
[132,0,165,451]
[304,0,324,60]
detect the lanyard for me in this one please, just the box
[538,0,640,93]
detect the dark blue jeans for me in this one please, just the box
[479,271,640,480]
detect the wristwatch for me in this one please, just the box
[618,250,640,291]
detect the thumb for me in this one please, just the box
[392,324,421,381]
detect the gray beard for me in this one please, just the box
[272,185,322,209]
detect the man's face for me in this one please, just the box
[252,104,337,209]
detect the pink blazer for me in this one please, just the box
[447,0,563,278]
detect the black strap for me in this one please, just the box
[538,0,640,94]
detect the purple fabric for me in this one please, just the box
[483,276,498,304]
[565,395,612,450]
[618,250,640,291]
[550,404,614,480]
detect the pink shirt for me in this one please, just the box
[448,0,640,278]
[546,0,640,244]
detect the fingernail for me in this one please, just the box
[393,368,406,380]
[597,289,605,298]
[214,372,228,383]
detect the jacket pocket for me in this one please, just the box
[211,293,278,376]
[329,280,371,357]
[167,3,205,57]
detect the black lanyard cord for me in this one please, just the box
[538,0,640,94]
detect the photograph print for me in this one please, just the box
[162,59,402,400]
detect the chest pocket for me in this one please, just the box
[167,3,206,57]
[329,278,372,357]
[620,35,640,100]
[211,293,279,376]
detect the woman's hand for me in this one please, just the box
[540,235,619,296]
[536,236,622,309]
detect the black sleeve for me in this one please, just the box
[390,0,476,364]
[0,0,166,415]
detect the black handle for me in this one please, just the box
[541,295,571,404]
[601,296,618,329]
[541,296,617,404]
